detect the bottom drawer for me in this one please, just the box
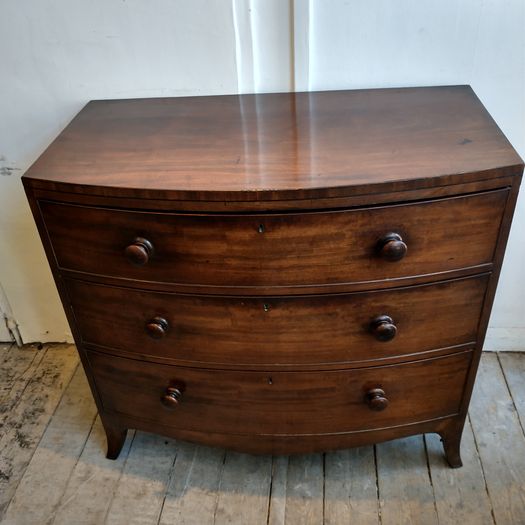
[88,350,472,436]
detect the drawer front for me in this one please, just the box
[41,190,506,288]
[88,351,472,435]
[68,275,487,367]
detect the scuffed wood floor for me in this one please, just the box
[1,344,524,524]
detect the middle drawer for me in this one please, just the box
[67,274,488,368]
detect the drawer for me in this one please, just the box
[88,350,472,435]
[68,275,487,367]
[40,189,507,289]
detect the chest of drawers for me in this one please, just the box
[23,86,523,467]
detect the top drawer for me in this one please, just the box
[39,189,507,290]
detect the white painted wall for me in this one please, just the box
[0,0,523,349]
[0,284,14,342]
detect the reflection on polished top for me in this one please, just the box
[24,86,523,200]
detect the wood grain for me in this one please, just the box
[40,189,506,290]
[88,350,472,439]
[68,275,487,368]
[21,86,524,466]
[27,174,516,212]
[23,87,523,202]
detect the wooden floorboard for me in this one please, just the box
[51,416,135,525]
[213,452,272,525]
[0,344,47,428]
[276,453,324,525]
[324,446,380,525]
[2,366,97,525]
[0,344,78,520]
[469,353,525,525]
[0,343,14,403]
[425,419,494,525]
[498,352,525,436]
[267,456,289,525]
[376,435,438,525]
[105,432,177,525]
[158,443,225,525]
[1,347,524,525]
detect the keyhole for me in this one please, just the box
[258,224,265,234]
[268,377,273,385]
[263,303,270,312]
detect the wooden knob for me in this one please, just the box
[366,388,389,411]
[145,317,169,339]
[370,315,397,342]
[124,237,154,266]
[377,233,407,262]
[161,385,184,408]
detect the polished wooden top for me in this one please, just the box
[23,86,523,201]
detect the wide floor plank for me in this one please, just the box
[271,453,324,525]
[499,352,525,433]
[158,443,225,525]
[2,367,97,525]
[267,456,289,525]
[0,343,14,399]
[213,452,272,525]
[426,419,494,525]
[376,436,438,525]
[469,353,525,524]
[324,446,380,525]
[105,432,177,525]
[0,344,79,519]
[0,343,47,426]
[51,417,134,525]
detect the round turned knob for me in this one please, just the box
[376,233,407,262]
[161,385,184,408]
[124,237,154,266]
[145,317,169,339]
[370,315,397,342]
[366,388,389,411]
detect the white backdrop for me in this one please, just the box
[0,0,523,349]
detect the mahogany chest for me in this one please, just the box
[23,86,523,467]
